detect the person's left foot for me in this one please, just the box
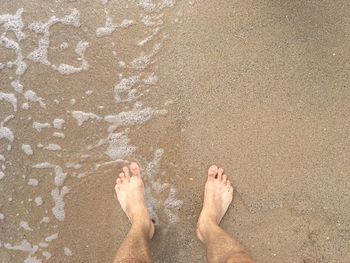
[115,162,155,239]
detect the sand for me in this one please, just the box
[0,0,349,262]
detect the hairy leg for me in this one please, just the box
[197,165,254,263]
[113,163,155,263]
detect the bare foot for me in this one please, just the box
[115,162,155,239]
[197,165,234,243]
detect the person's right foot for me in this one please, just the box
[115,162,155,239]
[197,165,234,243]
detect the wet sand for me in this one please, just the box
[1,0,350,262]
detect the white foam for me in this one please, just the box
[64,247,73,256]
[137,0,157,12]
[0,171,5,180]
[21,102,29,110]
[96,16,116,37]
[32,122,50,132]
[137,27,160,47]
[34,196,43,206]
[19,221,33,231]
[45,144,61,151]
[104,106,166,132]
[51,186,69,221]
[163,187,183,224]
[54,166,66,186]
[146,148,164,179]
[114,75,140,103]
[32,162,54,169]
[53,132,65,138]
[141,14,164,27]
[42,251,51,260]
[4,239,38,253]
[53,118,65,129]
[11,80,23,93]
[72,111,101,126]
[24,255,42,263]
[0,9,27,75]
[38,242,48,248]
[60,42,69,50]
[21,144,33,155]
[55,41,90,74]
[0,126,14,142]
[28,9,80,66]
[0,212,4,220]
[24,90,46,108]
[0,92,17,111]
[40,217,50,224]
[45,233,58,242]
[130,43,161,69]
[0,154,5,162]
[27,178,39,186]
[120,19,134,28]
[105,132,136,160]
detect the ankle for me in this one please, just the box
[196,218,218,243]
[131,218,154,239]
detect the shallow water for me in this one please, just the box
[1,0,350,262]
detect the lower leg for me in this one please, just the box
[113,163,155,263]
[197,165,254,263]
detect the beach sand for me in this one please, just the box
[0,0,349,262]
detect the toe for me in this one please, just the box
[123,166,130,181]
[116,178,121,185]
[229,186,234,195]
[130,162,141,177]
[119,172,125,181]
[217,167,224,181]
[208,165,218,180]
[222,174,227,184]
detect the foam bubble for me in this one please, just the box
[53,118,65,129]
[64,247,73,256]
[34,196,43,206]
[0,92,17,111]
[45,233,58,242]
[28,9,81,66]
[53,132,65,138]
[24,90,46,108]
[40,217,50,224]
[72,111,101,126]
[55,41,89,75]
[105,132,136,160]
[19,221,33,231]
[104,107,166,132]
[24,255,42,263]
[45,144,61,151]
[32,122,50,132]
[120,19,134,28]
[21,144,33,155]
[32,162,54,169]
[54,166,66,186]
[130,43,161,69]
[0,8,27,75]
[10,80,23,93]
[0,212,4,220]
[42,251,51,260]
[27,178,39,186]
[4,239,38,253]
[0,126,14,142]
[114,75,140,103]
[51,186,69,221]
[96,17,116,37]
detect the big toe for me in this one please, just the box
[208,165,218,180]
[130,162,141,176]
